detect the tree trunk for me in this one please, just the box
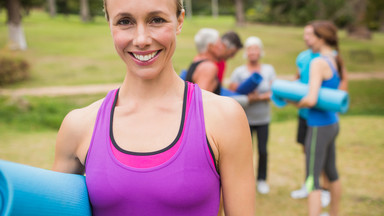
[212,0,219,18]
[5,0,27,50]
[234,0,245,26]
[186,0,192,19]
[48,0,57,17]
[347,0,371,39]
[315,0,325,19]
[379,10,384,32]
[80,0,91,22]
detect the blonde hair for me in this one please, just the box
[103,0,184,21]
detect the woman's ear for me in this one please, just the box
[176,9,185,35]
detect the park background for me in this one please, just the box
[0,0,383,215]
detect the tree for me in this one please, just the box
[185,0,192,19]
[212,0,219,18]
[5,0,27,50]
[347,0,371,39]
[48,0,56,17]
[234,0,245,26]
[80,0,91,22]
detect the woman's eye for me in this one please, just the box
[151,17,166,24]
[117,19,132,25]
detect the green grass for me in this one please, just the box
[0,93,104,131]
[1,10,384,88]
[263,116,384,216]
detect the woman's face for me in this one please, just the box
[107,0,184,79]
[303,25,316,49]
[310,32,326,53]
[246,45,261,62]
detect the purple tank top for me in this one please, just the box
[85,82,220,216]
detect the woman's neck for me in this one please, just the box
[247,60,261,71]
[320,46,334,57]
[196,52,218,62]
[118,66,184,106]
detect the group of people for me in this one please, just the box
[184,28,276,195]
[52,0,346,215]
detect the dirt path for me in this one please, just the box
[1,72,384,97]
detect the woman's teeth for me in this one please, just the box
[132,51,158,62]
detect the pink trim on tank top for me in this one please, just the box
[110,82,198,168]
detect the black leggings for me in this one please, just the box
[250,124,269,181]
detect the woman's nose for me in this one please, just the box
[133,23,151,48]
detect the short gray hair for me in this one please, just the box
[194,28,220,54]
[244,36,265,58]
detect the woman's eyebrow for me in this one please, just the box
[112,11,168,22]
[113,12,133,21]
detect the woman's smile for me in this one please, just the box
[129,50,162,65]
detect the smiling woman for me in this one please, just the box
[52,0,255,215]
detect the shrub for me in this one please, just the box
[0,55,30,86]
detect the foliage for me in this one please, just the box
[1,0,382,30]
[244,0,384,30]
[366,0,384,30]
[0,54,30,86]
[55,0,104,17]
[245,0,354,27]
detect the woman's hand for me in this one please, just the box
[297,95,316,108]
[247,91,271,103]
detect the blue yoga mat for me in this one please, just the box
[0,160,91,216]
[220,87,240,96]
[271,79,349,113]
[236,72,263,94]
[179,69,187,80]
[220,73,263,96]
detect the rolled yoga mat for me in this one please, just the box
[0,160,91,216]
[220,87,240,96]
[271,79,349,113]
[179,69,187,80]
[220,72,263,96]
[236,72,263,94]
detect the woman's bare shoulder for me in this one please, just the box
[201,90,244,116]
[201,90,249,141]
[62,99,103,131]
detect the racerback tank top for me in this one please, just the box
[307,57,341,127]
[185,60,222,95]
[85,82,220,216]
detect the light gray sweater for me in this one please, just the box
[230,64,276,125]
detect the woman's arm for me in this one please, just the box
[297,58,328,108]
[203,92,255,215]
[338,66,348,91]
[52,109,87,174]
[52,100,101,174]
